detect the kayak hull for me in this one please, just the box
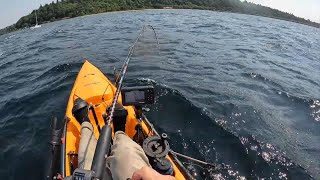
[62,61,187,179]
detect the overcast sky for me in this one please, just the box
[0,0,319,29]
[244,0,320,23]
[1,0,53,29]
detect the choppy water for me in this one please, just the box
[0,10,319,179]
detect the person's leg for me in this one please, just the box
[78,121,97,170]
[107,131,151,180]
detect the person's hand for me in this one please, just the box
[132,166,176,180]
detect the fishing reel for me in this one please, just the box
[142,133,174,175]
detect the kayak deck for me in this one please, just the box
[63,61,186,179]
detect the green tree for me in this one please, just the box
[4,0,320,31]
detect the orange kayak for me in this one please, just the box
[55,60,192,179]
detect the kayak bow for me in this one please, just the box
[54,61,191,179]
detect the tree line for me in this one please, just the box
[1,0,319,35]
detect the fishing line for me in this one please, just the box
[103,25,223,174]
[107,25,159,125]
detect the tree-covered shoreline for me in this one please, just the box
[1,0,319,35]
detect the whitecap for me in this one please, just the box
[5,34,16,40]
[262,152,271,162]
[138,77,157,84]
[310,99,320,122]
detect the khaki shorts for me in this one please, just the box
[78,122,150,180]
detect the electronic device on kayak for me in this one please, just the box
[121,86,155,106]
[70,168,95,180]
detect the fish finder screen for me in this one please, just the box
[125,90,145,103]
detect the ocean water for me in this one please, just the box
[0,9,319,179]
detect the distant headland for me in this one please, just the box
[1,0,319,35]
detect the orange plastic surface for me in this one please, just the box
[64,61,186,179]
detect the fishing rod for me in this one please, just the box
[91,25,158,180]
[91,26,220,180]
[106,25,152,125]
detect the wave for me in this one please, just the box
[4,34,16,40]
[192,23,230,30]
[243,72,320,123]
[1,10,319,179]
[134,78,312,179]
[310,100,320,122]
[33,63,79,80]
[0,63,80,126]
[234,48,257,54]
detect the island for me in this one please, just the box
[1,0,319,35]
